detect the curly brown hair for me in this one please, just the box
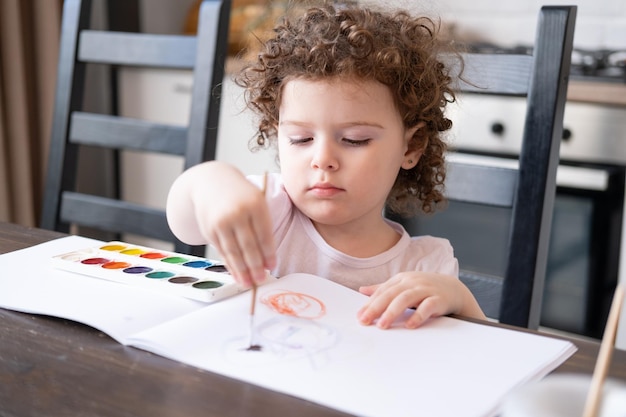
[235,2,458,216]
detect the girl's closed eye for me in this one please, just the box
[342,137,372,146]
[288,137,313,145]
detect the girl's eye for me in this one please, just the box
[288,137,313,145]
[343,138,371,146]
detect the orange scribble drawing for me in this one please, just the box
[261,291,326,319]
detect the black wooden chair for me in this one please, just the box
[390,6,577,329]
[40,0,231,256]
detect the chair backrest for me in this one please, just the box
[390,6,576,329]
[40,0,231,256]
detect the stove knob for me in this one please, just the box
[562,128,572,141]
[490,122,505,136]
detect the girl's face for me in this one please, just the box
[277,78,420,231]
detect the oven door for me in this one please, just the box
[412,154,624,338]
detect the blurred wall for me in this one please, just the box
[368,0,625,49]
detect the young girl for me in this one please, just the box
[166,2,486,329]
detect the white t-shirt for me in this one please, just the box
[249,173,458,291]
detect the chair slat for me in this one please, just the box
[445,162,517,207]
[60,192,176,242]
[459,271,504,319]
[78,30,197,68]
[455,54,533,95]
[69,112,187,155]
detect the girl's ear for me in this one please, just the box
[402,122,426,170]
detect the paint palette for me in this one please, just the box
[52,241,249,303]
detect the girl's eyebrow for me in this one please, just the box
[278,120,309,127]
[279,120,384,129]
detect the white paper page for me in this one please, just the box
[128,273,577,417]
[0,236,206,343]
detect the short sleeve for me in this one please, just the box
[246,173,294,237]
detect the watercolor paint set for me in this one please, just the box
[51,241,247,303]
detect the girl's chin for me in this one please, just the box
[302,207,367,228]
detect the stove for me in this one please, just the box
[463,43,626,84]
[570,48,626,82]
[449,44,626,166]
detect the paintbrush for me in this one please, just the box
[247,172,268,351]
[582,284,625,417]
[247,283,259,350]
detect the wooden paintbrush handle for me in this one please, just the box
[582,284,625,417]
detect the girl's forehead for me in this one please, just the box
[276,76,385,115]
[278,77,403,127]
[281,77,389,99]
[284,75,371,87]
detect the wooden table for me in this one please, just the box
[1,222,625,417]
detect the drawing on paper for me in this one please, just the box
[261,290,326,319]
[223,289,340,367]
[254,290,335,357]
[224,316,339,367]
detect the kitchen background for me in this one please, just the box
[83,0,626,347]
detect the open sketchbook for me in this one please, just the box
[0,236,577,417]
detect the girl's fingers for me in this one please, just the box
[213,211,274,287]
[374,288,424,329]
[357,284,399,326]
[213,226,253,287]
[358,280,439,329]
[250,207,276,272]
[405,297,443,329]
[358,284,380,297]
[233,216,268,285]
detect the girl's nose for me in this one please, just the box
[311,140,339,171]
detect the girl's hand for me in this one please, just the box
[357,272,485,329]
[196,178,274,287]
[167,162,275,287]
